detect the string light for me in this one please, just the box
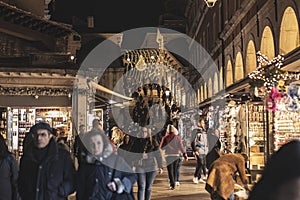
[248,51,285,93]
[0,86,72,97]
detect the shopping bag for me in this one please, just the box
[234,184,249,199]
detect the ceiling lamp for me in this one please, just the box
[204,0,217,8]
[135,55,147,71]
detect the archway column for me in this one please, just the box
[72,75,89,134]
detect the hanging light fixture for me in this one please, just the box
[203,0,217,8]
[135,55,147,71]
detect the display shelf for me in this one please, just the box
[274,109,300,151]
[0,108,7,139]
[52,117,64,128]
[16,108,35,157]
[248,103,265,170]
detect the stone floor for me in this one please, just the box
[69,157,211,200]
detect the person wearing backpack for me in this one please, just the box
[0,134,19,200]
[191,118,209,184]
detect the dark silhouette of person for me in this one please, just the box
[0,134,19,200]
[248,140,300,200]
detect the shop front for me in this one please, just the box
[0,86,73,159]
[198,78,269,181]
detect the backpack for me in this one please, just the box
[192,129,204,146]
[191,128,208,155]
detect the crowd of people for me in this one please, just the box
[1,117,300,200]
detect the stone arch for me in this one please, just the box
[279,6,300,54]
[226,59,233,87]
[260,26,275,59]
[220,66,224,90]
[213,72,218,94]
[208,78,212,97]
[234,52,244,81]
[200,85,204,102]
[246,40,257,74]
[204,82,207,99]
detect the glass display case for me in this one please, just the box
[0,107,7,139]
[18,109,35,157]
[274,110,300,151]
[248,103,265,170]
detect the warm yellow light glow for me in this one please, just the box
[204,0,217,8]
[235,52,244,81]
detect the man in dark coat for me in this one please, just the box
[18,122,75,200]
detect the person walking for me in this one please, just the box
[76,129,137,200]
[175,154,183,186]
[91,118,104,132]
[206,129,221,170]
[205,153,249,200]
[118,134,134,165]
[18,122,75,200]
[160,124,188,190]
[131,127,164,200]
[165,124,183,186]
[73,124,86,167]
[0,134,18,200]
[191,119,209,184]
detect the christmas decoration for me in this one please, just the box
[248,51,285,93]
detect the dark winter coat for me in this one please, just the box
[206,139,221,170]
[0,153,18,200]
[18,138,75,200]
[130,137,164,172]
[76,143,137,200]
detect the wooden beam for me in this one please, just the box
[0,76,75,87]
[0,18,55,50]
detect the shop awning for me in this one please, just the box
[198,77,251,108]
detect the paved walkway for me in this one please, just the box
[69,157,211,200]
[139,158,211,200]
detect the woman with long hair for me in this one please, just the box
[160,124,188,190]
[131,127,164,200]
[0,134,19,200]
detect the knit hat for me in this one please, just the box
[30,122,53,135]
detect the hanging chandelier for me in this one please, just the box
[203,0,217,8]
